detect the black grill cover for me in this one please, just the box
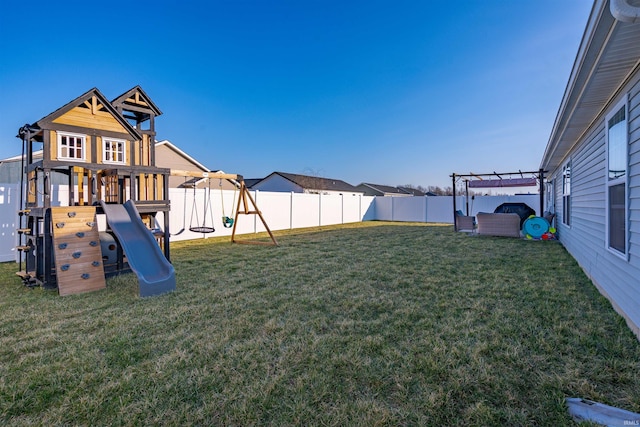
[493,203,536,227]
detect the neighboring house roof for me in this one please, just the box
[0,150,42,162]
[243,178,263,188]
[541,0,640,172]
[357,183,412,196]
[265,172,361,193]
[397,186,426,196]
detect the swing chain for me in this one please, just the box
[189,178,215,233]
[219,179,235,228]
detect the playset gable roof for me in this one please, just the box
[28,87,142,141]
[111,85,162,116]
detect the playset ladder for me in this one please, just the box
[50,206,106,296]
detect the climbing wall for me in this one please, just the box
[51,206,106,296]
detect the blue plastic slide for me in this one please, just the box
[100,200,176,297]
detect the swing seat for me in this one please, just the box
[222,216,234,228]
[189,226,215,233]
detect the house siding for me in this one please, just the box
[629,83,640,263]
[554,124,606,257]
[552,73,640,337]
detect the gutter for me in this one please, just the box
[610,0,640,22]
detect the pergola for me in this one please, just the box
[450,169,546,231]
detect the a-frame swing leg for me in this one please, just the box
[230,182,278,246]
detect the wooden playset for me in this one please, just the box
[15,86,275,296]
[16,86,172,294]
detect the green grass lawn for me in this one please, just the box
[1,222,639,426]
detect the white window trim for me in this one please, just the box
[57,132,86,161]
[604,96,629,260]
[545,179,555,217]
[561,159,571,228]
[102,137,127,165]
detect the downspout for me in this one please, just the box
[610,0,640,23]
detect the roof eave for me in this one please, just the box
[541,0,607,171]
[541,0,640,173]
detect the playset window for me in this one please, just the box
[103,138,126,164]
[58,132,85,161]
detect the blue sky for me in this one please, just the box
[0,1,593,189]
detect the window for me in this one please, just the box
[58,132,85,161]
[562,161,571,226]
[103,138,126,164]
[545,180,555,217]
[606,101,628,256]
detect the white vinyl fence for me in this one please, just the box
[374,194,542,223]
[0,184,19,263]
[162,190,541,241]
[160,189,377,242]
[0,183,542,262]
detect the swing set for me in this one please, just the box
[170,170,277,245]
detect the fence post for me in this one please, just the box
[290,191,294,230]
[391,196,395,221]
[424,196,428,223]
[370,196,375,221]
[318,193,322,226]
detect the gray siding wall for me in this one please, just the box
[629,82,640,262]
[551,72,640,337]
[0,161,23,184]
